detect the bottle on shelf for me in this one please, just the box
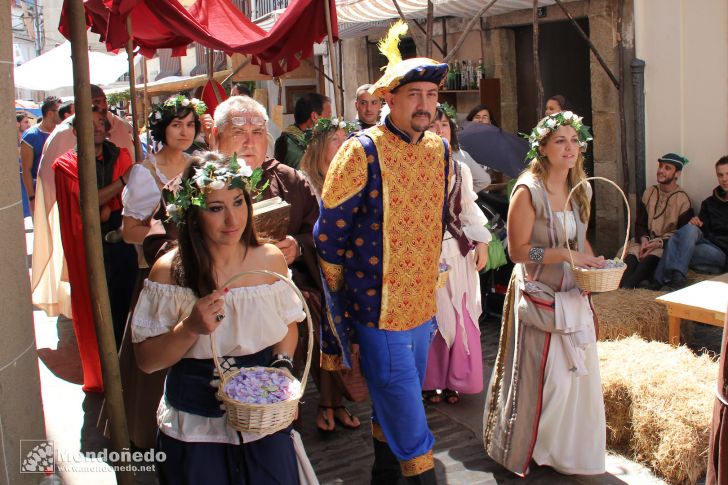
[477,58,485,88]
[461,60,468,91]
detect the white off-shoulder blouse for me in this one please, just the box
[131,279,306,444]
[121,154,172,221]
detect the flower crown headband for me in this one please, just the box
[164,153,267,224]
[302,117,358,146]
[438,102,457,126]
[524,111,593,161]
[149,94,207,126]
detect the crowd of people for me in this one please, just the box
[17,21,728,485]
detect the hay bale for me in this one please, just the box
[599,336,717,484]
[593,289,669,342]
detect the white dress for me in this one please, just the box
[437,162,491,350]
[131,279,306,444]
[121,154,172,222]
[530,211,606,475]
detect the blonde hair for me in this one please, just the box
[300,129,338,196]
[527,137,590,224]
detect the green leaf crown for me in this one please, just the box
[523,111,593,161]
[439,102,457,126]
[164,153,267,224]
[302,117,358,146]
[149,94,207,126]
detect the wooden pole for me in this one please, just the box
[125,17,142,162]
[303,57,344,92]
[142,57,149,126]
[222,56,252,86]
[425,0,434,58]
[391,0,425,55]
[443,0,499,63]
[207,48,223,103]
[67,1,134,484]
[553,0,620,89]
[323,0,342,115]
[532,0,544,119]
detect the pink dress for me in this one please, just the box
[424,161,491,393]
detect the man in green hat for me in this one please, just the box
[620,152,694,288]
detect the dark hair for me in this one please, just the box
[171,152,260,297]
[72,105,111,131]
[41,96,61,117]
[547,95,569,111]
[59,101,74,119]
[294,93,330,126]
[149,105,201,145]
[233,82,251,96]
[716,156,728,168]
[16,111,30,123]
[435,107,459,151]
[465,104,498,127]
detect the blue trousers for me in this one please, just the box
[654,224,727,284]
[356,318,437,463]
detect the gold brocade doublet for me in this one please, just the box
[314,120,449,335]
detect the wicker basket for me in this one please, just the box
[564,177,630,293]
[210,270,312,435]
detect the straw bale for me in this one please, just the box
[599,337,717,484]
[593,289,669,342]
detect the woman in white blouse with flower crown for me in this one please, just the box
[132,151,313,484]
[115,95,202,450]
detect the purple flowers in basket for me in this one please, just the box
[224,367,301,404]
[599,258,626,269]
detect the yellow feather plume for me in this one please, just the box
[378,20,409,70]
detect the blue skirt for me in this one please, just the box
[156,428,300,485]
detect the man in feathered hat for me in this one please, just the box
[313,21,449,484]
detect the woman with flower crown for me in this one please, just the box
[131,151,314,484]
[422,106,491,406]
[299,117,364,433]
[483,112,607,476]
[116,94,205,449]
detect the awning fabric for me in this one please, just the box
[59,0,338,76]
[14,41,131,91]
[336,0,559,23]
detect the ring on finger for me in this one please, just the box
[215,313,225,322]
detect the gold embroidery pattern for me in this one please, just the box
[321,139,368,209]
[320,353,342,371]
[370,128,446,331]
[372,422,387,442]
[319,258,344,291]
[400,450,434,477]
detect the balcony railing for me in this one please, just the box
[251,0,289,20]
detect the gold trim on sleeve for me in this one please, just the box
[319,258,344,292]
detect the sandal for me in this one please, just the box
[422,390,441,404]
[316,406,334,433]
[333,406,361,430]
[442,388,460,405]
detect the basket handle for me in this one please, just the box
[209,270,313,397]
[563,176,630,268]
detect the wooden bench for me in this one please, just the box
[656,272,728,345]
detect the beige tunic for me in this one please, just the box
[483,174,605,476]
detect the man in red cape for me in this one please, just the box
[53,106,136,392]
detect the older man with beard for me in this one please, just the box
[313,22,450,484]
